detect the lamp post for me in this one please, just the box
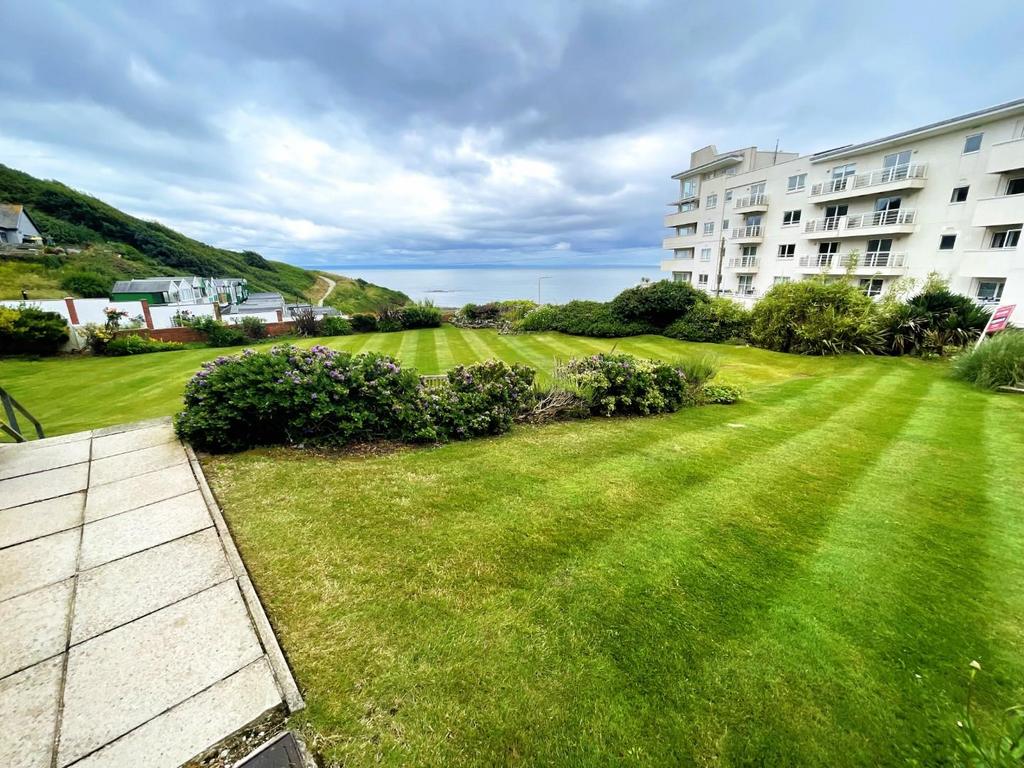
[537,275,552,304]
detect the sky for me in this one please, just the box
[2,1,1023,270]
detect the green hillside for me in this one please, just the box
[320,273,410,314]
[0,164,407,311]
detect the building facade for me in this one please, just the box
[0,204,42,244]
[661,99,1024,323]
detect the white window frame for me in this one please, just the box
[782,209,802,226]
[859,278,884,297]
[963,133,983,154]
[724,190,733,202]
[704,222,715,235]
[938,234,957,250]
[950,185,969,203]
[787,173,807,192]
[698,273,709,287]
[991,228,1022,249]
[777,243,795,258]
[773,276,791,285]
[976,279,1005,302]
[700,247,712,262]
[706,193,718,209]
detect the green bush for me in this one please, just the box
[60,271,112,298]
[518,301,655,337]
[455,300,538,328]
[0,306,69,356]
[399,301,442,329]
[104,335,183,356]
[377,306,404,333]
[664,298,751,342]
[904,286,990,353]
[238,316,268,340]
[700,383,742,404]
[750,279,883,355]
[350,313,378,332]
[610,280,708,328]
[175,345,424,452]
[952,331,1024,389]
[183,315,250,347]
[414,360,537,442]
[560,353,715,416]
[320,316,353,336]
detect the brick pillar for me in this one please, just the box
[276,309,283,322]
[213,302,222,320]
[64,297,79,325]
[139,299,154,329]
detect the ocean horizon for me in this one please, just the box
[306,265,664,306]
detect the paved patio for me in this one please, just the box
[0,419,302,768]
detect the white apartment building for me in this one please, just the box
[661,98,1024,323]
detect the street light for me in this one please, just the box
[537,275,552,304]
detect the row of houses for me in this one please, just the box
[110,276,250,307]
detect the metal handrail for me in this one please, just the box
[1,385,45,443]
[727,256,759,269]
[810,163,927,196]
[733,193,768,208]
[731,225,763,238]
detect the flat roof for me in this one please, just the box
[671,154,743,180]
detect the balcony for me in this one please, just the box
[732,193,769,213]
[841,252,908,274]
[660,256,697,272]
[971,194,1024,228]
[664,209,700,227]
[662,233,699,249]
[809,164,927,203]
[726,256,759,271]
[987,137,1024,174]
[803,209,917,239]
[798,254,844,273]
[730,225,764,243]
[957,248,1019,277]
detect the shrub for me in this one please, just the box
[560,352,715,416]
[414,360,536,442]
[904,286,990,353]
[610,280,708,328]
[239,316,268,340]
[377,306,404,333]
[750,279,883,355]
[60,271,111,298]
[700,383,743,404]
[517,301,655,337]
[175,345,423,452]
[399,300,442,329]
[0,306,69,356]
[104,335,183,356]
[320,316,353,336]
[291,307,320,336]
[83,323,114,354]
[207,324,248,347]
[350,313,378,333]
[454,300,538,329]
[952,331,1024,390]
[664,298,752,342]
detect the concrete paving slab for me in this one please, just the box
[58,581,263,766]
[71,659,282,768]
[0,491,84,550]
[0,528,80,602]
[91,423,177,461]
[83,461,197,522]
[0,655,63,768]
[79,490,211,570]
[91,416,171,438]
[0,439,91,481]
[0,579,73,679]
[0,430,91,454]
[72,528,232,644]
[89,441,188,487]
[0,463,89,510]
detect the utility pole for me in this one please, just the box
[537,275,552,304]
[715,235,725,297]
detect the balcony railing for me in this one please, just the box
[799,254,838,269]
[726,256,759,270]
[803,209,917,234]
[733,193,768,209]
[809,163,927,197]
[840,251,908,268]
[731,225,763,239]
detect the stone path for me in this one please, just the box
[0,419,302,768]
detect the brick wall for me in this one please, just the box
[116,320,297,344]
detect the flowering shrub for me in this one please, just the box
[414,360,536,442]
[104,335,183,356]
[560,353,715,416]
[699,383,742,404]
[175,345,422,451]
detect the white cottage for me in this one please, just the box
[0,204,42,244]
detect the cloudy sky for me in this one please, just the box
[3,1,1023,269]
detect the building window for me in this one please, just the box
[706,194,718,209]
[787,173,807,192]
[950,186,969,203]
[939,234,957,250]
[976,279,1005,302]
[778,243,796,258]
[832,163,857,179]
[700,247,712,262]
[741,245,758,257]
[724,190,733,201]
[704,222,715,235]
[737,275,754,294]
[963,133,983,154]
[722,219,729,231]
[1007,178,1024,195]
[682,178,698,198]
[991,228,1022,249]
[860,278,884,297]
[698,273,709,287]
[673,271,693,284]
[774,276,791,285]
[782,209,802,226]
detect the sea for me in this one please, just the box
[310,266,664,307]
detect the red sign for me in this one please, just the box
[988,304,1016,333]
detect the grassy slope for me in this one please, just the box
[3,328,1023,765]
[320,272,410,314]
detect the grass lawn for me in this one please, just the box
[0,326,827,438]
[188,333,1024,766]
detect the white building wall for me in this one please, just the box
[662,104,1024,324]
